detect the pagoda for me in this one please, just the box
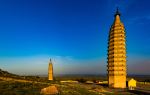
[48,59,53,80]
[107,8,127,88]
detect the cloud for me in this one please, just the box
[127,15,150,25]
[128,60,150,75]
[1,54,149,75]
[127,54,150,75]
[0,55,50,75]
[0,55,106,75]
[52,56,106,75]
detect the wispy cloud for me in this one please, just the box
[0,54,149,75]
[127,54,150,75]
[128,59,150,75]
[0,55,106,75]
[127,15,150,25]
[0,55,50,75]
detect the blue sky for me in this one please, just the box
[0,0,150,75]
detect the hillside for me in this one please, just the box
[0,68,19,78]
[0,68,49,83]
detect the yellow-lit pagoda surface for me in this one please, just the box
[107,8,126,88]
[48,59,53,80]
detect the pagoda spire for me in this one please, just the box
[114,7,120,17]
[114,7,121,24]
[49,58,52,63]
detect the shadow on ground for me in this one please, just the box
[128,90,150,95]
[97,84,108,87]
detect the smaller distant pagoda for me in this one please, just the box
[48,59,53,80]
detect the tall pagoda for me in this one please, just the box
[107,8,127,88]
